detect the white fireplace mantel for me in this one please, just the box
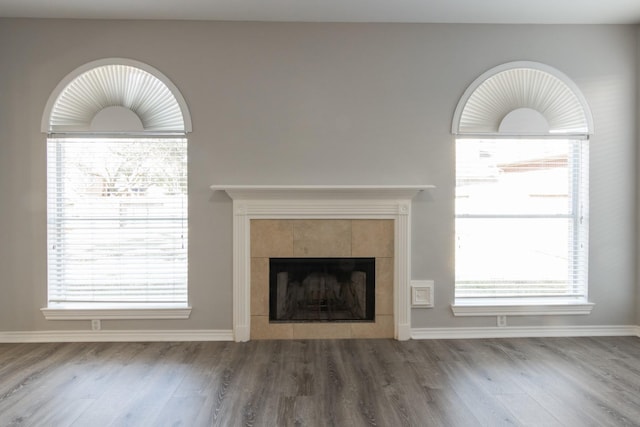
[210,184,434,342]
[210,185,433,200]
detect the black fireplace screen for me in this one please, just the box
[269,257,375,322]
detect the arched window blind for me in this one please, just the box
[452,62,592,305]
[44,59,191,310]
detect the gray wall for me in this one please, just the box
[637,26,640,328]
[0,19,637,332]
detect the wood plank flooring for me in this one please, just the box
[0,336,639,426]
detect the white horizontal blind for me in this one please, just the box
[47,137,188,306]
[455,138,588,301]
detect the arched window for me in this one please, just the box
[42,59,192,318]
[451,62,593,315]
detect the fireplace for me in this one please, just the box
[248,218,394,339]
[269,257,375,322]
[210,184,431,341]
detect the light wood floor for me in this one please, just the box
[0,336,639,426]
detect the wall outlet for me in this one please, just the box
[91,319,101,331]
[497,315,507,328]
[411,280,434,307]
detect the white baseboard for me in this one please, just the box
[1,326,637,343]
[411,325,640,340]
[0,329,234,343]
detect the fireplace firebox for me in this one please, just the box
[269,257,375,322]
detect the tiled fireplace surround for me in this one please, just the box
[250,219,394,339]
[211,185,429,342]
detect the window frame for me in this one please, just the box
[450,61,594,317]
[452,136,593,316]
[41,59,192,321]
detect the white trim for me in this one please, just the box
[1,327,634,343]
[210,185,434,201]
[41,307,192,320]
[451,302,595,317]
[411,325,638,340]
[0,329,233,343]
[213,185,429,342]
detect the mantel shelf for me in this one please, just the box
[209,184,435,201]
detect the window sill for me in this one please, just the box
[41,305,192,320]
[451,300,595,317]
